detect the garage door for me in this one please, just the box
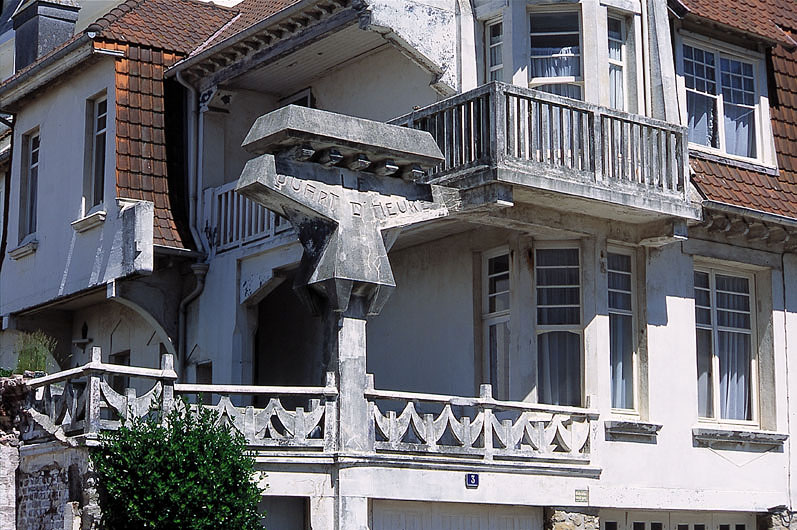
[373,500,542,530]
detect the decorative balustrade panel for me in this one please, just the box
[210,180,291,252]
[368,386,595,461]
[392,82,688,199]
[24,380,88,439]
[184,395,333,449]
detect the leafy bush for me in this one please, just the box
[91,401,264,530]
[0,367,11,378]
[15,330,57,373]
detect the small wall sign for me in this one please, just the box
[465,473,479,488]
[575,488,589,503]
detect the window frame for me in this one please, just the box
[533,241,584,407]
[675,31,773,166]
[485,18,504,83]
[607,246,638,414]
[528,6,584,99]
[85,94,108,213]
[693,264,760,426]
[19,127,40,242]
[607,14,627,111]
[482,246,511,400]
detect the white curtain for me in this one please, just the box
[531,46,581,78]
[609,64,624,110]
[538,331,581,406]
[718,330,751,420]
[687,91,718,147]
[724,103,756,158]
[610,314,633,409]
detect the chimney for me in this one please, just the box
[12,0,80,72]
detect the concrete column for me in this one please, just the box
[0,444,18,530]
[332,296,372,455]
[309,495,336,530]
[504,1,529,87]
[544,507,599,530]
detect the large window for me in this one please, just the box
[483,249,510,399]
[536,247,582,406]
[87,96,107,210]
[681,42,760,159]
[529,11,583,100]
[608,251,635,410]
[694,268,756,422]
[19,129,39,241]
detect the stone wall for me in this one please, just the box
[544,507,600,530]
[16,444,98,530]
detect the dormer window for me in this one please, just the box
[529,11,583,100]
[677,36,772,164]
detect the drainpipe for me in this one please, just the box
[174,70,208,254]
[179,263,209,381]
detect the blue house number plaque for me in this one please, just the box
[466,473,479,488]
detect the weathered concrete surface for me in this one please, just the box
[236,106,459,314]
[241,105,444,169]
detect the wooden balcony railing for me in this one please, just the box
[204,180,291,253]
[392,82,689,202]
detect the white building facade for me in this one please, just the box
[1,0,796,529]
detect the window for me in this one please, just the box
[536,247,581,406]
[486,20,503,82]
[681,41,759,159]
[529,11,582,100]
[608,16,626,110]
[694,268,756,422]
[87,96,107,209]
[608,252,635,410]
[483,249,510,399]
[19,129,39,240]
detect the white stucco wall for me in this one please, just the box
[0,57,154,316]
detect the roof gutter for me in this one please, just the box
[702,200,797,230]
[0,33,98,112]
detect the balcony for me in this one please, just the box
[22,349,597,471]
[204,180,292,254]
[391,82,699,221]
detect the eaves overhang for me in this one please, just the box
[701,200,797,230]
[0,35,123,113]
[166,0,362,86]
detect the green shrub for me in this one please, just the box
[91,401,264,530]
[0,367,11,378]
[15,330,57,373]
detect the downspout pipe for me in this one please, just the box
[174,72,210,381]
[179,263,209,381]
[174,70,207,255]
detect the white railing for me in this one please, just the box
[22,348,337,452]
[366,383,598,461]
[205,180,291,253]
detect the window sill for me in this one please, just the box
[71,210,107,233]
[692,426,788,447]
[8,239,38,260]
[689,146,778,175]
[605,419,662,442]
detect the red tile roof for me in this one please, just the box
[188,0,299,56]
[92,0,235,54]
[691,25,797,220]
[677,0,797,47]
